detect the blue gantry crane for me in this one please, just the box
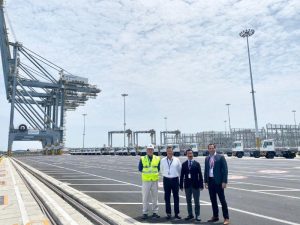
[0,1,101,155]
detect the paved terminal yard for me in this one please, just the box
[15,155,300,225]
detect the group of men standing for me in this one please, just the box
[138,144,230,225]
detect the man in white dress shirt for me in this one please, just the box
[161,146,182,220]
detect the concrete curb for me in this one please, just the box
[13,157,143,225]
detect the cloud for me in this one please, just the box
[0,0,299,149]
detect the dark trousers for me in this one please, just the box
[208,178,229,219]
[163,177,180,215]
[185,186,200,217]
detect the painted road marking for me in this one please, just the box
[230,181,297,190]
[82,191,141,193]
[229,187,300,200]
[12,160,80,225]
[58,178,109,181]
[68,183,132,186]
[259,170,287,174]
[28,158,300,225]
[8,160,29,225]
[103,202,211,206]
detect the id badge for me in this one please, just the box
[188,173,191,179]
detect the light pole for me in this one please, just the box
[292,110,298,146]
[224,120,227,133]
[82,113,87,148]
[292,110,297,126]
[240,29,260,149]
[121,93,128,147]
[164,117,168,144]
[225,103,232,135]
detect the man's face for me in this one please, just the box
[147,148,153,156]
[208,144,216,155]
[187,150,193,160]
[167,147,173,158]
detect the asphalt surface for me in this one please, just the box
[16,155,300,225]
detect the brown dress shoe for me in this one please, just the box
[223,219,230,225]
[207,217,219,222]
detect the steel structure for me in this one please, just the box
[160,130,181,145]
[266,124,300,147]
[133,129,156,146]
[0,2,100,155]
[108,130,133,147]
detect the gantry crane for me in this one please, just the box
[108,129,133,147]
[0,1,101,155]
[133,129,156,146]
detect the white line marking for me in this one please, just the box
[82,191,141,193]
[26,159,300,225]
[8,160,29,225]
[68,183,132,186]
[230,181,297,190]
[58,178,109,181]
[103,202,211,206]
[229,187,300,200]
[254,189,300,192]
[12,160,80,225]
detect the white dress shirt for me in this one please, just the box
[161,156,182,178]
[209,152,217,177]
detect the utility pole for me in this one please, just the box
[240,29,260,149]
[225,103,232,135]
[121,94,128,147]
[164,117,168,145]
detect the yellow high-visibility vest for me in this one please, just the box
[141,155,160,181]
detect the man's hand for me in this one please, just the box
[205,183,208,189]
[222,183,227,189]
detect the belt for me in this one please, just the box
[163,176,178,179]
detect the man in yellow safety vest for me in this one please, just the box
[138,144,161,220]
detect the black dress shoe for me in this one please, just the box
[207,216,219,222]
[166,214,172,220]
[185,215,194,220]
[195,216,201,221]
[174,215,181,220]
[152,213,160,218]
[142,214,148,220]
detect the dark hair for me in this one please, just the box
[208,143,216,149]
[167,146,173,150]
[186,149,192,153]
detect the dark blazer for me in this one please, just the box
[204,154,228,185]
[180,160,204,189]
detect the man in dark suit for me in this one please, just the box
[180,149,203,221]
[204,144,230,225]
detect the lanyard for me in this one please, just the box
[209,156,214,169]
[167,158,173,174]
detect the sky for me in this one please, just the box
[0,0,300,150]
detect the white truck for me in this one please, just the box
[261,139,297,159]
[139,146,147,156]
[128,147,137,156]
[160,144,181,156]
[230,139,298,159]
[189,143,199,157]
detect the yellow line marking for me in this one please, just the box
[3,195,8,205]
[25,219,50,225]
